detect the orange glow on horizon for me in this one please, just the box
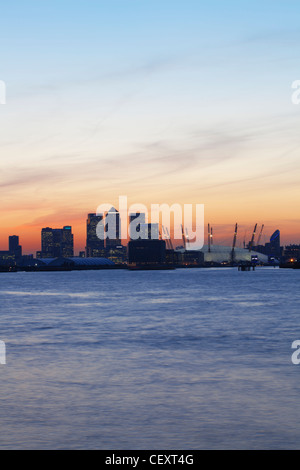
[1,207,299,255]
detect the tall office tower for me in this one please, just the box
[129,213,146,241]
[41,228,54,258]
[9,235,22,258]
[105,207,121,249]
[60,226,74,258]
[140,223,160,240]
[86,213,105,257]
[41,226,74,258]
[269,230,282,258]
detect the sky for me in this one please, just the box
[0,0,300,253]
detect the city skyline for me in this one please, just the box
[1,1,300,252]
[0,207,297,255]
[0,210,291,257]
[0,213,290,270]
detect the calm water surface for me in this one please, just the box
[0,267,299,449]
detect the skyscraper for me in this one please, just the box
[140,223,160,240]
[86,213,105,257]
[61,226,74,258]
[9,235,22,258]
[0,235,22,263]
[128,214,159,240]
[269,229,282,258]
[105,207,121,249]
[129,213,146,241]
[41,226,74,258]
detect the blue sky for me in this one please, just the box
[2,1,299,87]
[0,1,300,251]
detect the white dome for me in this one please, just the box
[199,245,269,264]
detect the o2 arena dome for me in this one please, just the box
[200,245,269,264]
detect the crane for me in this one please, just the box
[165,227,174,251]
[208,224,213,253]
[243,229,247,249]
[185,228,190,250]
[256,224,264,247]
[231,223,238,263]
[248,223,258,252]
[181,224,187,250]
[162,226,173,250]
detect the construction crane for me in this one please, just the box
[243,229,247,249]
[165,227,174,251]
[256,224,264,247]
[185,228,190,250]
[162,226,173,250]
[181,224,187,250]
[231,223,238,263]
[162,225,167,246]
[208,224,213,253]
[248,223,258,252]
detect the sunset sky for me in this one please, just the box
[1,1,300,253]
